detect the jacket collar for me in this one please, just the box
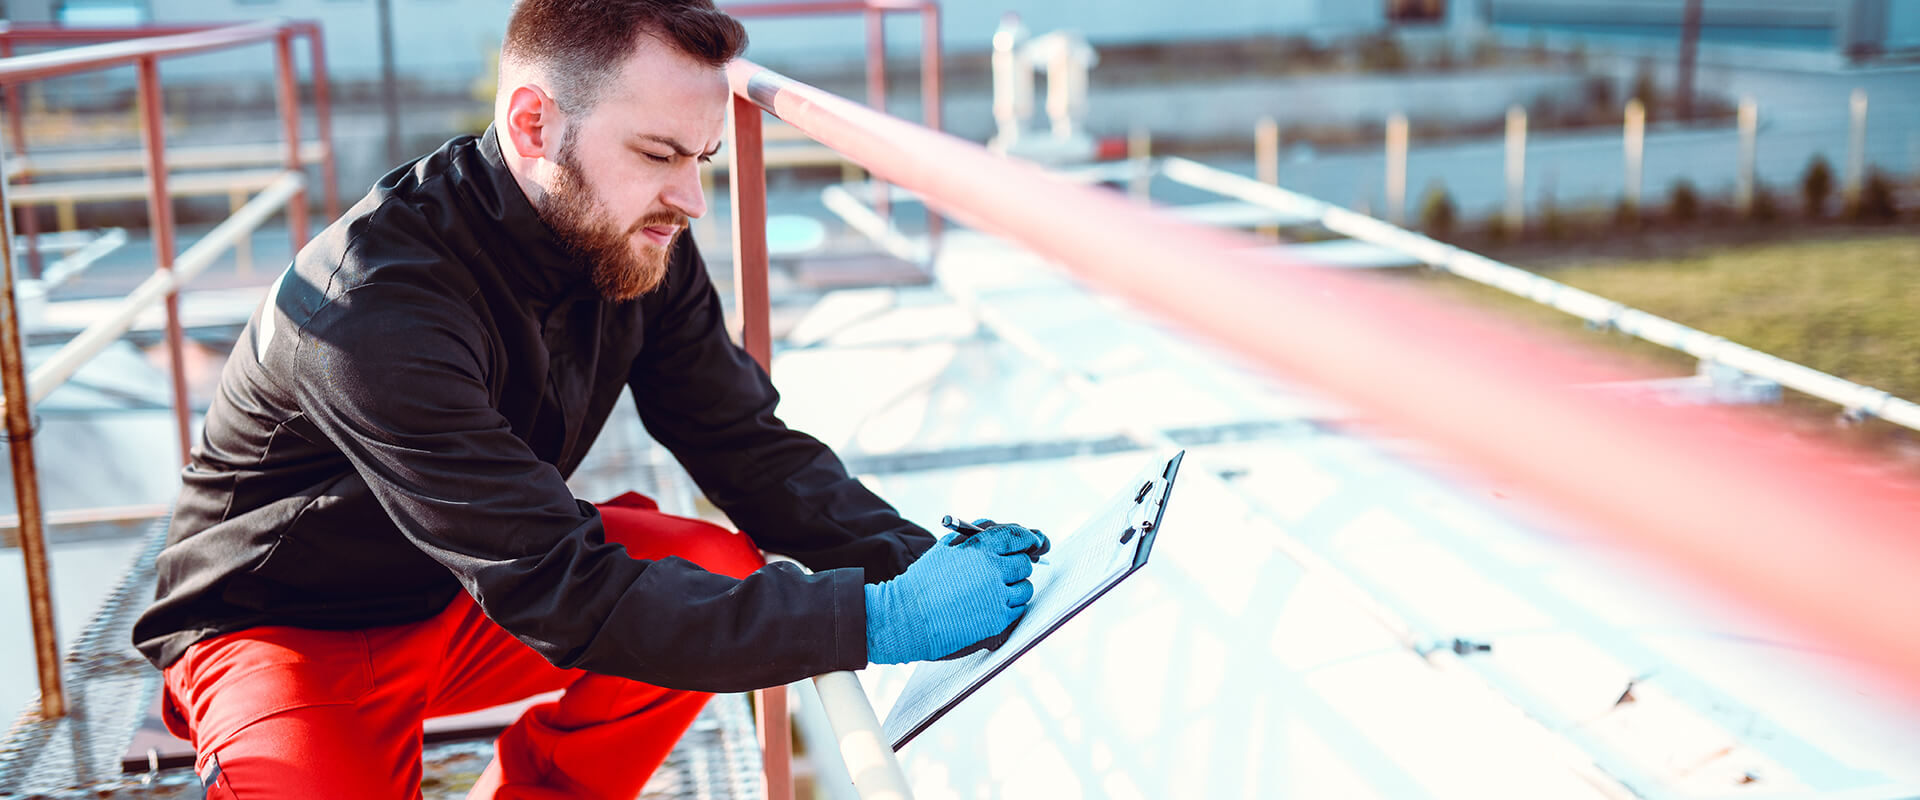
[466,125,595,305]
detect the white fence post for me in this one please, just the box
[1845,87,1868,208]
[1504,105,1527,233]
[1256,116,1280,239]
[1736,96,1757,216]
[1623,99,1645,216]
[1386,112,1408,226]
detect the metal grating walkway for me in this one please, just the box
[0,425,766,799]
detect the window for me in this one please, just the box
[56,0,149,25]
[1388,0,1446,22]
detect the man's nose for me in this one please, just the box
[662,161,707,220]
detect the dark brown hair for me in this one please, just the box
[502,0,747,113]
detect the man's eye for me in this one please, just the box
[643,152,672,163]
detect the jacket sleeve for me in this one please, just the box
[630,238,936,582]
[280,272,867,692]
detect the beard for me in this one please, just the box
[539,137,686,302]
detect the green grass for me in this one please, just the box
[1408,234,1920,405]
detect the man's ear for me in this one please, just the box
[504,84,560,159]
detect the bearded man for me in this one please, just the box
[133,2,1045,797]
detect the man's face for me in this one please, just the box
[534,40,728,302]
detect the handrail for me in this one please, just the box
[0,20,335,723]
[24,172,302,406]
[0,20,289,83]
[722,0,944,242]
[1154,157,1920,434]
[724,54,1920,727]
[0,23,237,43]
[0,20,342,224]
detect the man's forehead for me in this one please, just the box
[591,40,730,146]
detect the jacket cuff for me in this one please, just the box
[821,566,871,670]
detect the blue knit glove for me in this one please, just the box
[864,524,1045,664]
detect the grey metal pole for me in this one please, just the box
[0,110,65,720]
[1677,0,1703,120]
[375,0,403,165]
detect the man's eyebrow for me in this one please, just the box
[633,133,723,158]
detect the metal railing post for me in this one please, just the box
[918,2,942,249]
[729,96,773,371]
[135,56,193,465]
[302,23,342,221]
[273,30,310,250]
[865,6,890,222]
[727,91,788,800]
[1,38,45,280]
[0,113,65,721]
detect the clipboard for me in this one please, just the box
[880,450,1185,750]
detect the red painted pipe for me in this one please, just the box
[864,8,890,222]
[273,31,310,250]
[301,23,342,222]
[729,95,773,373]
[135,57,193,466]
[919,7,943,249]
[729,59,1920,707]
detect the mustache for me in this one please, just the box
[628,211,690,237]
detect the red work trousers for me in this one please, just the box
[161,493,766,799]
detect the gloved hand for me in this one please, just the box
[864,522,1048,664]
[953,518,1050,563]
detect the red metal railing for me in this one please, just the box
[0,20,336,721]
[1,21,345,268]
[724,0,942,238]
[716,5,941,797]
[723,53,1920,732]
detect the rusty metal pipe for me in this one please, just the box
[0,115,65,721]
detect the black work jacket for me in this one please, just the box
[132,128,933,692]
